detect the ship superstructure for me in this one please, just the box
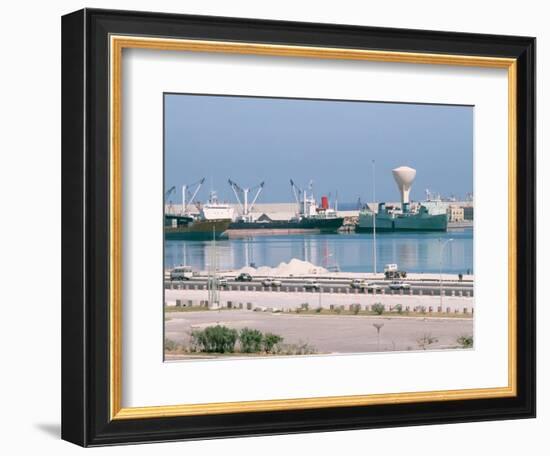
[357,166,448,233]
[164,179,232,240]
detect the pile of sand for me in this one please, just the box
[237,258,327,277]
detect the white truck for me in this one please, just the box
[170,266,193,281]
[384,263,407,279]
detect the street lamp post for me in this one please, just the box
[372,160,377,277]
[439,238,454,310]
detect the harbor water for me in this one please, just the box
[165,228,473,274]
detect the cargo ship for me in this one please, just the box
[225,179,344,236]
[228,212,344,235]
[164,215,232,240]
[356,166,447,233]
[356,202,447,232]
[165,190,233,240]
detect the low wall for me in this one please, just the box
[165,288,474,314]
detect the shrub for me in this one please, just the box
[164,338,179,352]
[414,305,427,314]
[457,335,474,348]
[239,328,263,353]
[394,304,403,314]
[263,332,284,353]
[191,325,238,353]
[372,303,385,315]
[352,304,360,315]
[315,307,323,313]
[279,341,317,355]
[417,333,438,350]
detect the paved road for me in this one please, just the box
[166,278,474,297]
[165,310,473,356]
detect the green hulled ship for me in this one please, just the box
[164,214,232,240]
[356,202,447,233]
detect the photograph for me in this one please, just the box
[163,93,475,360]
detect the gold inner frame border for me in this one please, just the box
[109,35,517,420]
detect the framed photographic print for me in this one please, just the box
[61,8,536,446]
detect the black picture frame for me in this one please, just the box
[62,8,536,447]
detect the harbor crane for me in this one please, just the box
[165,186,176,214]
[181,177,205,215]
[228,179,265,222]
[290,179,317,217]
[290,179,314,204]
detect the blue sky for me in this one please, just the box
[164,94,473,205]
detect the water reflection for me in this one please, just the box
[164,228,473,274]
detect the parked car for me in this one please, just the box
[236,272,253,282]
[389,281,411,290]
[262,278,282,287]
[207,277,228,288]
[304,279,320,290]
[170,265,193,281]
[351,279,367,289]
[351,279,381,291]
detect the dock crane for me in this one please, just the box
[290,179,316,217]
[181,177,205,215]
[228,179,265,222]
[165,186,176,214]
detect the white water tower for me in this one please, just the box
[392,166,417,205]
